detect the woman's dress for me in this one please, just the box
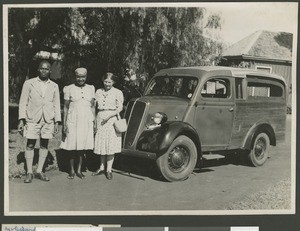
[61,84,95,150]
[94,87,124,155]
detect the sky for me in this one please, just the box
[206,2,298,46]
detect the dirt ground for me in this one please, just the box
[7,115,293,213]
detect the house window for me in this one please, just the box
[255,66,272,73]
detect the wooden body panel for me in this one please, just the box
[230,98,286,148]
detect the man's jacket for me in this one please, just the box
[18,77,61,123]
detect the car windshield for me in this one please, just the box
[145,76,198,99]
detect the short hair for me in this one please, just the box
[102,72,118,83]
[38,60,51,69]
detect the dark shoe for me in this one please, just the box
[67,173,75,179]
[76,172,86,179]
[106,171,113,180]
[35,172,50,182]
[24,173,33,183]
[91,169,105,176]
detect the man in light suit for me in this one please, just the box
[18,60,61,183]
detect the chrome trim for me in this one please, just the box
[123,99,150,149]
[123,100,136,146]
[130,100,149,148]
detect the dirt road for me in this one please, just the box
[8,116,292,214]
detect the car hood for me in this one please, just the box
[136,96,190,123]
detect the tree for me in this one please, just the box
[76,7,223,92]
[8,8,73,102]
[8,7,224,103]
[8,8,36,103]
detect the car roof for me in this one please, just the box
[155,66,286,84]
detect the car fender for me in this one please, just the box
[136,121,202,157]
[243,122,276,149]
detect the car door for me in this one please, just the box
[194,76,235,150]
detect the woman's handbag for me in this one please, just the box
[114,113,128,133]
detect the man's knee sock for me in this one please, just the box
[25,149,34,174]
[36,149,48,173]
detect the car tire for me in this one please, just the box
[156,135,197,182]
[248,132,270,166]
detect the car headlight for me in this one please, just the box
[153,112,167,124]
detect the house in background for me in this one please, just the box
[219,30,293,109]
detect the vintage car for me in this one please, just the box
[121,66,287,182]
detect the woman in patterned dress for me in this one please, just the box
[92,73,124,180]
[61,68,95,179]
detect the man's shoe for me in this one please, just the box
[106,171,113,180]
[91,169,105,176]
[35,172,50,182]
[24,173,33,183]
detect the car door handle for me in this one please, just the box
[228,107,234,112]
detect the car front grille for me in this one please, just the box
[123,100,147,148]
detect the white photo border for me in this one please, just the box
[3,1,298,216]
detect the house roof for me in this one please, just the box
[222,30,293,61]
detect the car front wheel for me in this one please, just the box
[248,132,270,166]
[156,135,197,182]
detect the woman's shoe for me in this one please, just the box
[91,169,105,176]
[106,171,113,180]
[76,172,86,179]
[67,173,75,179]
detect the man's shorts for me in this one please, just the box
[24,120,54,139]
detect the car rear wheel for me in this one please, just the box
[248,132,270,166]
[156,135,197,182]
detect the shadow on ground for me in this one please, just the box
[113,152,253,181]
[17,149,55,173]
[194,152,253,174]
[113,154,164,181]
[55,149,98,174]
[16,148,253,181]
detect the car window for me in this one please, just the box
[247,82,283,98]
[145,76,198,99]
[201,78,230,98]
